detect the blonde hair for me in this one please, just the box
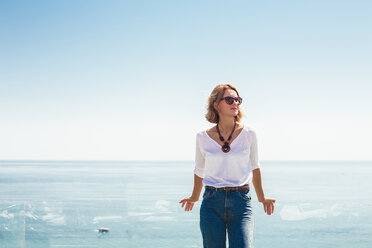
[205,84,246,123]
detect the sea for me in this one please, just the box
[0,160,371,248]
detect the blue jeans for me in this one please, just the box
[200,186,254,248]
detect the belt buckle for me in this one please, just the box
[223,186,236,191]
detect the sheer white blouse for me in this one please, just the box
[193,125,260,187]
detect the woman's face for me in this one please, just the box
[214,89,240,117]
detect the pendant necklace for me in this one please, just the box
[216,122,236,153]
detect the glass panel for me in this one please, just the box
[1,160,372,248]
[0,201,25,248]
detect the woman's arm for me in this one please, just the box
[191,174,204,201]
[179,133,205,211]
[252,167,276,215]
[179,174,203,211]
[252,168,265,202]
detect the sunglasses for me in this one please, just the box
[221,96,243,105]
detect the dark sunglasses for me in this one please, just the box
[221,96,242,105]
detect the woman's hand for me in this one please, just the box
[179,196,199,211]
[260,197,276,215]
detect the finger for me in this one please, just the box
[264,203,267,213]
[186,202,191,211]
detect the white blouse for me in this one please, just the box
[193,124,260,187]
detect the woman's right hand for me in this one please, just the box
[179,196,199,211]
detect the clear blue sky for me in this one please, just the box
[1,0,371,161]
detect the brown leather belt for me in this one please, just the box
[205,184,250,191]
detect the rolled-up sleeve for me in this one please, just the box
[193,133,205,178]
[250,130,261,171]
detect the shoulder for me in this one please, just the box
[195,130,206,147]
[196,130,206,138]
[244,125,258,140]
[244,124,257,133]
[200,125,217,137]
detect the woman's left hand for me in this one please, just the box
[260,198,276,215]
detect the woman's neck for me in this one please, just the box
[217,118,236,133]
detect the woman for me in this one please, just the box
[179,84,275,248]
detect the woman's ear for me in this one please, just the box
[213,102,218,111]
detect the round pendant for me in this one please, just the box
[222,142,230,153]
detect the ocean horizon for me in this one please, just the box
[1,160,371,248]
